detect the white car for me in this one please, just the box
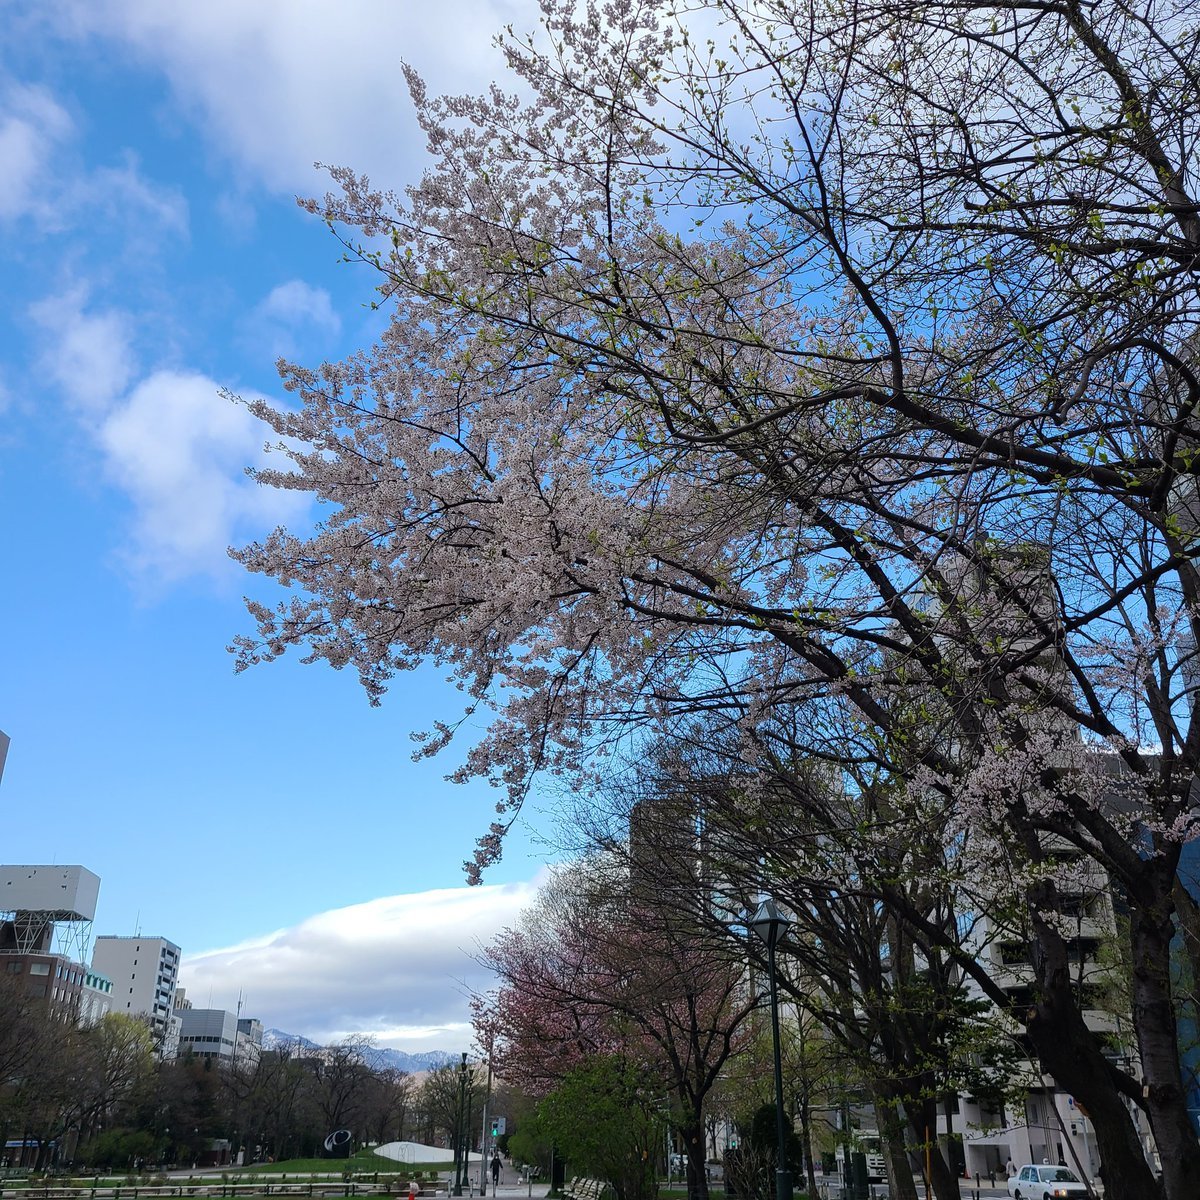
[1008,1164,1089,1198]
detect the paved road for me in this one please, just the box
[803,1178,1013,1199]
[805,1182,1099,1200]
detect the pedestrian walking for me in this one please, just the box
[491,1153,502,1188]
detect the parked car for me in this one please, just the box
[1007,1164,1089,1198]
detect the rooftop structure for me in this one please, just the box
[0,865,100,963]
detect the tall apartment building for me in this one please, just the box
[942,842,1152,1180]
[91,934,180,1036]
[892,550,1153,1181]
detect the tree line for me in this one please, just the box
[0,983,495,1172]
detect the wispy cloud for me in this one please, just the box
[0,83,73,222]
[179,875,546,1051]
[29,286,136,414]
[81,153,189,238]
[245,280,341,360]
[0,79,186,238]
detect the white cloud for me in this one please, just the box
[26,285,306,585]
[260,281,340,332]
[179,875,546,1051]
[28,286,136,414]
[98,369,309,582]
[246,279,341,359]
[56,0,532,194]
[0,82,73,221]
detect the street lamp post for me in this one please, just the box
[479,1040,494,1197]
[451,1056,465,1195]
[451,1056,470,1195]
[750,898,793,1200]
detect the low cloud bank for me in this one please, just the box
[178,875,545,1052]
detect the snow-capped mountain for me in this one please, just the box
[261,1029,457,1073]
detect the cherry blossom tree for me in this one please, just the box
[233,3,1200,1196]
[477,860,758,1200]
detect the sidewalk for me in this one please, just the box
[456,1184,553,1200]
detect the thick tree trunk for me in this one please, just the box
[1129,895,1200,1200]
[869,1086,919,1200]
[681,1119,709,1200]
[1027,910,1160,1200]
[915,1106,959,1200]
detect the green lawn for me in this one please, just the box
[236,1152,449,1176]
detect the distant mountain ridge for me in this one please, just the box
[261,1028,457,1073]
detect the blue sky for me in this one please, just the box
[0,0,550,1049]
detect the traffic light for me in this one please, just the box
[490,1118,500,1137]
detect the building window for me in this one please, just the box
[29,963,50,977]
[6,961,22,974]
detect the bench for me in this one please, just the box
[563,1178,608,1200]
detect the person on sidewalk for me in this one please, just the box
[491,1154,502,1188]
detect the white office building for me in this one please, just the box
[178,1007,239,1061]
[91,934,181,1037]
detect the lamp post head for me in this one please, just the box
[749,898,790,951]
